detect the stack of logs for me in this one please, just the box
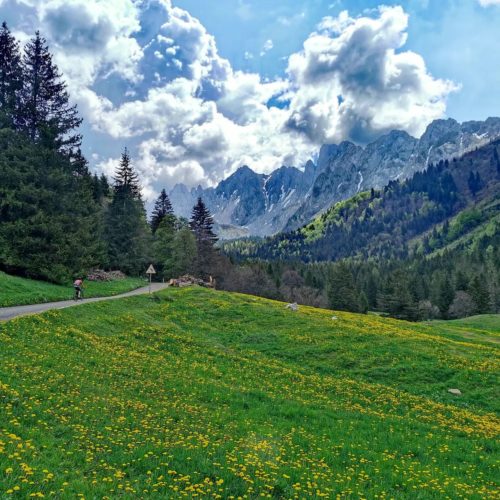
[87,269,127,281]
[168,275,215,288]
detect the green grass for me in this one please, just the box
[0,271,146,307]
[0,288,498,498]
[424,315,500,346]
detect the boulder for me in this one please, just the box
[448,388,462,396]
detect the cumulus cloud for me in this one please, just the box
[477,0,500,5]
[1,0,457,200]
[286,6,457,143]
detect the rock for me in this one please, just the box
[448,388,462,395]
[285,303,298,312]
[331,316,338,320]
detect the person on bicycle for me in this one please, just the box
[73,278,84,300]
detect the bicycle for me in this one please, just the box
[73,287,84,301]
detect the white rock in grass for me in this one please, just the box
[285,303,298,312]
[448,388,462,395]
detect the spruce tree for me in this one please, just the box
[151,189,174,234]
[105,149,150,275]
[469,274,490,314]
[152,215,177,278]
[0,22,22,128]
[378,270,418,321]
[327,262,359,312]
[0,129,102,282]
[189,197,218,278]
[436,275,455,318]
[19,32,81,153]
[113,148,140,198]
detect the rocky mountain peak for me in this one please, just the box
[170,117,500,239]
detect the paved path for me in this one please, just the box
[0,283,169,321]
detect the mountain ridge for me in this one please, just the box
[169,117,500,238]
[222,138,500,263]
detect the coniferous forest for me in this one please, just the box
[0,25,220,285]
[1,23,499,321]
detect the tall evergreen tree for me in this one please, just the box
[327,262,359,312]
[105,149,150,275]
[19,32,81,153]
[469,274,490,314]
[0,129,102,282]
[378,270,418,320]
[189,197,218,278]
[151,189,174,234]
[0,22,22,127]
[113,147,140,198]
[152,215,177,278]
[436,275,455,318]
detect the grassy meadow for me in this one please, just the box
[0,271,146,307]
[0,287,498,498]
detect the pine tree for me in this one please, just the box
[358,291,369,314]
[189,197,218,278]
[494,147,500,176]
[0,129,102,282]
[327,262,359,312]
[113,148,141,198]
[105,150,151,275]
[378,269,418,321]
[19,32,81,152]
[151,189,174,234]
[469,274,490,314]
[153,215,177,278]
[100,173,110,198]
[436,276,455,318]
[0,22,22,127]
[467,171,483,197]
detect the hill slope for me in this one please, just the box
[0,288,498,498]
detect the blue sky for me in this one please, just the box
[2,0,500,198]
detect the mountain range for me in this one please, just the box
[223,138,500,263]
[169,117,500,239]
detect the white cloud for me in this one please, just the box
[260,38,274,56]
[285,6,457,143]
[2,1,457,200]
[478,0,500,6]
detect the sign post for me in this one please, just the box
[146,264,156,294]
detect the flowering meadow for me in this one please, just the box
[0,288,498,498]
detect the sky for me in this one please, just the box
[1,0,500,200]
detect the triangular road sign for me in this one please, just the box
[146,264,156,274]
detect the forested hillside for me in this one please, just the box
[221,142,500,320]
[225,140,500,262]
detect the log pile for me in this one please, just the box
[168,275,215,288]
[87,269,127,282]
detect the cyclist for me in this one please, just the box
[73,277,84,300]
